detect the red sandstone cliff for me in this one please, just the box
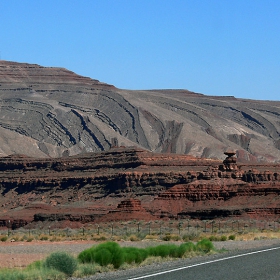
[0,148,279,228]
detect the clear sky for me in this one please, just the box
[1,0,279,100]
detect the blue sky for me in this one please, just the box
[1,0,279,100]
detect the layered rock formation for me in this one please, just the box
[0,148,279,228]
[0,60,280,162]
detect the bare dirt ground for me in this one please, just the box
[0,240,94,268]
[1,239,280,269]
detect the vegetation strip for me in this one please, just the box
[0,239,215,280]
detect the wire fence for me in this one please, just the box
[1,219,280,240]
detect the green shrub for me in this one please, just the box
[168,244,183,258]
[220,235,227,241]
[77,239,214,270]
[147,244,178,258]
[78,247,95,263]
[96,242,124,268]
[209,235,219,241]
[196,239,214,253]
[123,247,148,264]
[26,260,43,271]
[94,248,112,266]
[0,235,8,242]
[228,234,236,240]
[78,242,125,269]
[44,251,78,276]
[146,243,195,259]
[0,270,26,280]
[180,242,196,253]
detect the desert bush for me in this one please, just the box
[147,244,178,258]
[123,247,148,264]
[78,239,215,270]
[78,242,125,269]
[180,242,196,253]
[145,234,158,240]
[91,234,107,241]
[196,239,214,253]
[0,235,8,242]
[26,237,34,242]
[78,247,95,263]
[0,270,25,280]
[220,235,227,241]
[228,234,236,240]
[209,235,219,241]
[73,263,100,278]
[170,234,181,241]
[44,251,78,276]
[94,248,112,266]
[129,234,139,241]
[20,235,28,241]
[182,232,198,241]
[162,234,171,241]
[26,260,43,271]
[0,267,65,280]
[39,234,49,241]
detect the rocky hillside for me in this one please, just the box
[0,60,280,162]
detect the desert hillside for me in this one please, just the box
[0,60,280,162]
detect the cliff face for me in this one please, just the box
[0,148,279,228]
[0,60,280,162]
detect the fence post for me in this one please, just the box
[137,222,140,234]
[111,223,114,236]
[178,222,182,235]
[97,225,100,235]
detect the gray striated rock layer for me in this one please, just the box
[0,60,280,162]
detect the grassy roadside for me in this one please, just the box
[0,239,216,280]
[1,226,280,279]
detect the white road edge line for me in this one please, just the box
[127,246,280,280]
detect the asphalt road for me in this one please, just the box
[125,246,280,280]
[84,247,280,280]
